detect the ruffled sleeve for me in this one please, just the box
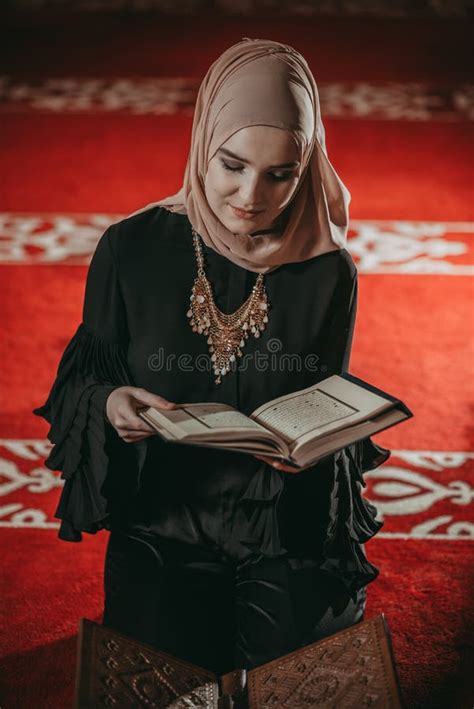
[280,255,392,598]
[319,436,391,598]
[33,225,146,541]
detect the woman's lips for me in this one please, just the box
[229,204,264,220]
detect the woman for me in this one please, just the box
[33,38,390,675]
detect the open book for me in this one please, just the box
[75,615,403,708]
[138,372,412,469]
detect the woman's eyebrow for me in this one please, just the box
[218,147,300,169]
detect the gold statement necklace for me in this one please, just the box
[187,227,270,385]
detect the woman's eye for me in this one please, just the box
[221,160,243,173]
[270,173,293,182]
[220,159,294,182]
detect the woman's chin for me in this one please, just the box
[218,209,277,235]
[221,218,252,235]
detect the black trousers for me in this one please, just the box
[102,531,366,675]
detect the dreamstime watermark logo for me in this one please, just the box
[147,337,328,374]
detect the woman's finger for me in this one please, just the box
[254,454,301,473]
[115,409,156,432]
[255,454,281,466]
[273,462,301,473]
[131,388,177,410]
[121,431,155,442]
[129,414,156,431]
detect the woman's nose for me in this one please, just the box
[239,176,264,208]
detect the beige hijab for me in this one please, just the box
[129,37,351,274]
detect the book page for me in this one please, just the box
[292,407,407,467]
[251,375,393,445]
[252,389,357,443]
[181,404,267,432]
[140,402,271,441]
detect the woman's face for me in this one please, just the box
[204,126,302,235]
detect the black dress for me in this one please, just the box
[33,206,390,673]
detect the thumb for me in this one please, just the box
[132,388,177,410]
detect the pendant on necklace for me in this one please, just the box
[187,229,270,384]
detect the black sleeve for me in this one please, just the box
[316,257,358,379]
[313,257,391,468]
[33,224,145,542]
[302,255,391,596]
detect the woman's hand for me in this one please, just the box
[105,386,177,443]
[254,454,303,474]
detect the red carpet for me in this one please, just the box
[0,12,473,708]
